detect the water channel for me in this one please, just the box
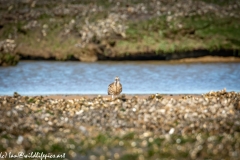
[0,61,239,95]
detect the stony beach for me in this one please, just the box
[1,0,240,65]
[0,89,240,159]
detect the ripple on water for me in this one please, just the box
[0,61,240,95]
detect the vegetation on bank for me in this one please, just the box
[0,53,19,66]
[0,0,240,65]
[118,15,240,55]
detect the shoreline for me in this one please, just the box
[0,93,220,100]
[16,55,240,62]
[3,55,240,67]
[43,94,202,100]
[0,93,203,100]
[1,89,239,100]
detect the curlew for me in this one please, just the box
[108,76,122,99]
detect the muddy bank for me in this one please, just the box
[18,48,240,61]
[88,49,240,61]
[0,0,240,65]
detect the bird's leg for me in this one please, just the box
[112,95,114,100]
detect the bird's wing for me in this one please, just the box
[108,83,114,95]
[119,83,122,93]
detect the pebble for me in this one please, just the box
[0,89,239,159]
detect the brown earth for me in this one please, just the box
[169,55,240,63]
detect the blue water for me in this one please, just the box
[0,61,239,95]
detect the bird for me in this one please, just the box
[108,76,122,100]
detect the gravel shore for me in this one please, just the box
[0,89,240,159]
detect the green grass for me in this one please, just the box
[16,21,79,60]
[115,14,240,55]
[0,53,19,66]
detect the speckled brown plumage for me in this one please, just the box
[108,76,122,99]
